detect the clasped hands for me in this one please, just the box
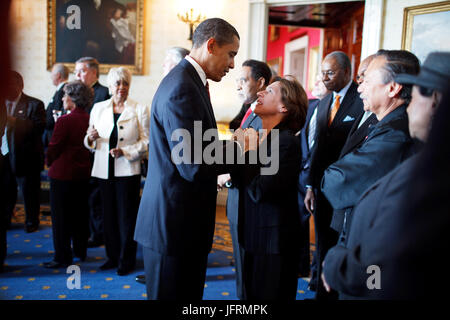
[231,127,259,153]
[86,125,123,158]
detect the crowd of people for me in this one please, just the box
[1,17,449,300]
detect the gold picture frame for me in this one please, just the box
[401,1,450,62]
[47,0,144,74]
[267,56,283,76]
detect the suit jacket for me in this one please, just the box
[321,105,414,236]
[46,107,91,181]
[339,112,378,158]
[134,59,234,256]
[6,93,46,176]
[44,83,66,146]
[227,108,262,226]
[84,98,149,179]
[297,99,319,220]
[305,82,364,189]
[322,154,419,299]
[229,103,248,131]
[231,126,302,254]
[90,81,110,113]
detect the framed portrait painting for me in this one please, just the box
[402,1,450,63]
[47,0,144,74]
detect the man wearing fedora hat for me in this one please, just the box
[320,51,450,299]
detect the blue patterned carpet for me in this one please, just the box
[0,206,314,300]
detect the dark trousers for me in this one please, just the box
[242,251,299,300]
[88,178,103,243]
[2,153,40,227]
[0,155,8,268]
[49,178,89,264]
[229,222,246,300]
[98,175,140,269]
[313,190,339,300]
[143,247,208,300]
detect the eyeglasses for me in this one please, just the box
[419,86,434,97]
[321,70,336,78]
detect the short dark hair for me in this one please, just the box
[75,57,100,78]
[192,18,239,49]
[277,77,308,132]
[242,60,272,87]
[325,51,352,73]
[63,80,94,111]
[376,49,420,104]
[8,70,24,88]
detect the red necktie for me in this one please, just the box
[240,106,253,128]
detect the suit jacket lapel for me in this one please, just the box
[316,93,332,141]
[181,60,217,129]
[14,94,28,118]
[331,82,357,126]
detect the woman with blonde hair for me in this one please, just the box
[231,77,308,299]
[85,66,149,275]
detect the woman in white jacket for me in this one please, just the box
[85,67,149,275]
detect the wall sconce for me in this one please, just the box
[177,8,206,41]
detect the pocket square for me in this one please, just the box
[343,115,355,122]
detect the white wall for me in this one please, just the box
[9,0,249,122]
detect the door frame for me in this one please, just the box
[284,35,309,85]
[247,0,384,62]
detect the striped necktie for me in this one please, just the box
[328,95,341,127]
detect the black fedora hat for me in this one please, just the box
[395,51,450,92]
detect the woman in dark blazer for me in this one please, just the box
[44,81,93,268]
[231,77,308,300]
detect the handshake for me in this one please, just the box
[231,127,260,153]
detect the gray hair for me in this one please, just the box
[75,57,100,78]
[53,63,69,80]
[167,47,190,64]
[107,66,132,88]
[325,51,352,73]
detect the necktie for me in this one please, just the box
[308,107,318,149]
[240,106,253,128]
[6,101,13,117]
[328,95,341,127]
[205,81,211,101]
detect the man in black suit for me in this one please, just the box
[321,50,419,247]
[43,63,69,147]
[321,51,450,299]
[303,51,364,300]
[134,18,243,300]
[297,75,331,289]
[75,57,110,247]
[1,71,46,233]
[217,59,271,299]
[326,55,378,239]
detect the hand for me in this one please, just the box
[110,148,123,158]
[232,128,259,153]
[217,173,231,191]
[87,125,99,143]
[52,110,62,123]
[321,262,331,292]
[304,188,315,215]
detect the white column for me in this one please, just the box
[247,0,269,61]
[361,0,385,59]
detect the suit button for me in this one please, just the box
[120,138,124,141]
[119,126,123,129]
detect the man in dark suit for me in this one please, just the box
[134,18,242,300]
[297,76,331,289]
[326,55,378,238]
[321,50,420,247]
[43,63,69,147]
[1,71,46,233]
[303,51,364,299]
[75,57,110,247]
[217,59,271,299]
[321,51,450,299]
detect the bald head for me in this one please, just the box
[356,54,376,85]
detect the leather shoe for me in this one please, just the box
[99,260,118,270]
[117,265,134,276]
[25,224,39,233]
[136,274,145,284]
[43,261,68,269]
